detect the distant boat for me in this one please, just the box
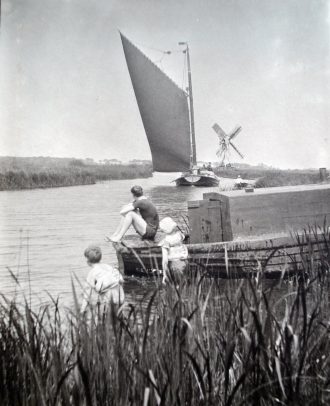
[120,33,219,187]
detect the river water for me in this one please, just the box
[0,174,237,308]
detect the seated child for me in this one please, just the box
[158,217,188,285]
[81,245,124,313]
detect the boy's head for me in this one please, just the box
[131,185,143,198]
[84,245,102,264]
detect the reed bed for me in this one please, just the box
[255,171,320,188]
[215,166,320,185]
[0,233,330,405]
[0,162,152,191]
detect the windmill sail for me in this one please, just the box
[120,34,191,172]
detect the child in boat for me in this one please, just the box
[158,217,188,285]
[80,245,124,314]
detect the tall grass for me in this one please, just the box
[0,163,152,191]
[214,166,322,188]
[0,232,329,405]
[0,156,153,190]
[255,171,320,188]
[0,170,96,190]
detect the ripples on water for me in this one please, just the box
[0,174,237,308]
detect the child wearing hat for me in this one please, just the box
[81,245,124,313]
[158,217,188,285]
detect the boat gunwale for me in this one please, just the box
[116,230,327,253]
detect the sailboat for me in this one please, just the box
[120,33,220,187]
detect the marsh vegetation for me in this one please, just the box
[0,157,153,191]
[0,229,329,405]
[215,165,321,188]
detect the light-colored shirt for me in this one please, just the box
[81,263,123,312]
[159,231,188,261]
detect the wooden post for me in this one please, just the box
[319,167,327,182]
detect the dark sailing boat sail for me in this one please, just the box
[120,33,219,186]
[121,34,190,172]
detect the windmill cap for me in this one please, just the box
[159,217,177,234]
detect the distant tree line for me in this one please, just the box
[0,159,153,191]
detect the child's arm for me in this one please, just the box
[115,266,124,285]
[80,273,93,313]
[80,285,92,313]
[162,247,169,285]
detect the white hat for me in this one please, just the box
[159,217,177,234]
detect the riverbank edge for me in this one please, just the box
[0,175,153,192]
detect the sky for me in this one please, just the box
[0,0,329,169]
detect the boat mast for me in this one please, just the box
[179,42,197,167]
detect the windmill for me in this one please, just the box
[212,123,244,167]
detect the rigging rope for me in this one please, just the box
[181,50,187,91]
[135,41,187,90]
[134,39,182,56]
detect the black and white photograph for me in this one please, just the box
[0,0,330,404]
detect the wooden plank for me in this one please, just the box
[190,185,330,243]
[226,187,330,239]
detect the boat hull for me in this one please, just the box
[115,233,329,279]
[175,172,219,187]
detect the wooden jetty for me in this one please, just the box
[115,183,330,278]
